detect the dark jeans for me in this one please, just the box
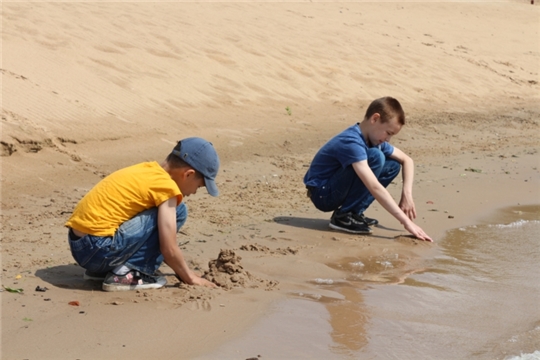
[309,148,401,215]
[68,203,187,275]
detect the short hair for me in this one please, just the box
[364,97,405,125]
[165,153,203,178]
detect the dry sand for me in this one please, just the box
[1,1,539,359]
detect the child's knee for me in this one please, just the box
[388,159,401,172]
[366,148,385,166]
[385,160,401,179]
[176,203,188,228]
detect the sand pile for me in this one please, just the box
[203,249,279,291]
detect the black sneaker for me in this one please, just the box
[329,211,372,234]
[354,213,379,226]
[102,270,167,292]
[83,270,108,281]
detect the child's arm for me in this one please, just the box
[389,147,417,220]
[352,161,432,242]
[157,198,217,288]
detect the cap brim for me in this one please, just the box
[204,177,219,197]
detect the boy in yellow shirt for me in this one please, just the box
[66,137,218,291]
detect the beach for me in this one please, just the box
[1,1,539,359]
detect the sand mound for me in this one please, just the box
[203,249,279,291]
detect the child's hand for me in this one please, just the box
[191,275,218,288]
[399,194,417,220]
[404,221,433,242]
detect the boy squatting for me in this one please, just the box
[65,137,219,291]
[304,97,432,242]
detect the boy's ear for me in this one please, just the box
[184,168,197,179]
[370,113,381,123]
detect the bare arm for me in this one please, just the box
[352,161,432,242]
[389,147,416,220]
[158,198,217,287]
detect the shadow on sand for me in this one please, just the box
[274,216,400,231]
[35,264,102,291]
[273,215,402,240]
[273,216,330,231]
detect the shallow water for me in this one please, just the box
[359,204,540,360]
[199,205,540,360]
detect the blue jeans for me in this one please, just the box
[309,148,401,215]
[68,203,188,275]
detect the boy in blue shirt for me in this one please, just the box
[304,97,432,241]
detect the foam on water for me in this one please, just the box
[375,260,393,269]
[491,219,540,228]
[313,278,335,285]
[505,350,540,360]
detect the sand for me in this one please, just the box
[1,1,539,359]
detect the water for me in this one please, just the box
[358,204,540,360]
[199,205,540,359]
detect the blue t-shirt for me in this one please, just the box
[303,123,394,188]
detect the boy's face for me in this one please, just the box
[367,114,402,147]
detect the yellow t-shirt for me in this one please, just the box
[65,162,182,237]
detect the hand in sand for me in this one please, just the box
[191,275,218,288]
[404,221,433,242]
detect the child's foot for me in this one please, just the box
[102,270,167,292]
[83,270,108,281]
[329,211,372,234]
[355,213,379,226]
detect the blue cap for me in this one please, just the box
[172,137,220,196]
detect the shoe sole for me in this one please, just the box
[102,280,167,292]
[329,223,372,234]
